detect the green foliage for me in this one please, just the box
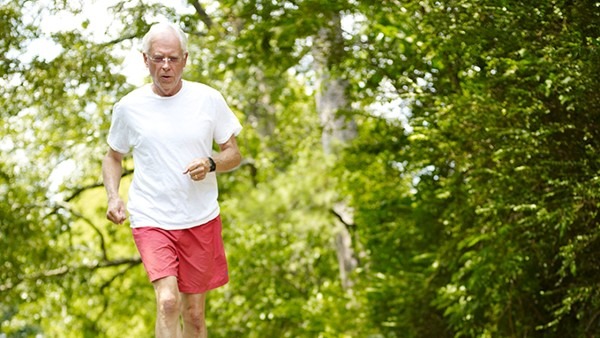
[2,0,599,336]
[336,0,600,336]
[214,151,364,337]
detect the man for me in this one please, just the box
[102,22,242,337]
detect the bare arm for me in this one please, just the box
[214,134,242,172]
[183,134,242,181]
[102,148,127,224]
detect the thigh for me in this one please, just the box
[132,227,179,282]
[176,216,229,293]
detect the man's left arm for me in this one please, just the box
[184,135,241,180]
[213,134,241,172]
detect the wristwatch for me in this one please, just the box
[208,157,216,172]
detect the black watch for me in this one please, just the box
[208,157,216,172]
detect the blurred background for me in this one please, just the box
[1,0,599,336]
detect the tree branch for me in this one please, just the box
[0,257,141,292]
[330,207,356,232]
[190,0,213,29]
[101,33,140,47]
[68,207,109,261]
[65,168,134,203]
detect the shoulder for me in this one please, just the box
[183,80,223,98]
[117,84,153,107]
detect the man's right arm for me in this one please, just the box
[102,148,127,224]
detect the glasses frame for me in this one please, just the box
[145,54,184,64]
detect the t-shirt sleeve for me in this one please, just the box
[213,92,243,144]
[106,102,131,154]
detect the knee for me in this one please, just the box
[182,305,205,328]
[157,292,180,316]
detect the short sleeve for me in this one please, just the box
[106,102,131,154]
[212,92,243,144]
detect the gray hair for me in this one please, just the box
[141,22,188,54]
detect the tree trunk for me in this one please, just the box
[312,11,357,290]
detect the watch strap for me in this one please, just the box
[208,157,216,172]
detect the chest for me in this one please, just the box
[129,99,214,148]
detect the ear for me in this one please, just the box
[142,53,149,67]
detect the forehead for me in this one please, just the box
[148,31,183,55]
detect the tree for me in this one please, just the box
[337,0,600,336]
[1,0,157,335]
[2,0,599,336]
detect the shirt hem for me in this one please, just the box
[129,208,220,230]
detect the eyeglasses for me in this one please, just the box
[146,55,183,64]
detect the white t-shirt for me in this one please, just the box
[107,80,242,230]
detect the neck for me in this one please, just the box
[152,81,183,97]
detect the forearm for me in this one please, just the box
[102,153,123,200]
[213,135,242,172]
[213,147,241,172]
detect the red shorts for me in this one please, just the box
[131,216,229,294]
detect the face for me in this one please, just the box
[144,30,188,97]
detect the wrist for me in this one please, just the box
[107,191,121,201]
[207,157,216,172]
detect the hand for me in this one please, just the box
[106,197,127,224]
[183,158,211,181]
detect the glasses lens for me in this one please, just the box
[148,56,180,64]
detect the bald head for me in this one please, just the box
[141,22,188,54]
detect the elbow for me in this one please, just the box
[233,150,242,168]
[220,149,242,172]
[226,151,242,172]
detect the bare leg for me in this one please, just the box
[181,292,207,338]
[153,276,183,338]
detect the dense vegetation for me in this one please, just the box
[1,0,599,336]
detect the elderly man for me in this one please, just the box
[102,22,242,337]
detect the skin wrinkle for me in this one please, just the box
[143,29,188,97]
